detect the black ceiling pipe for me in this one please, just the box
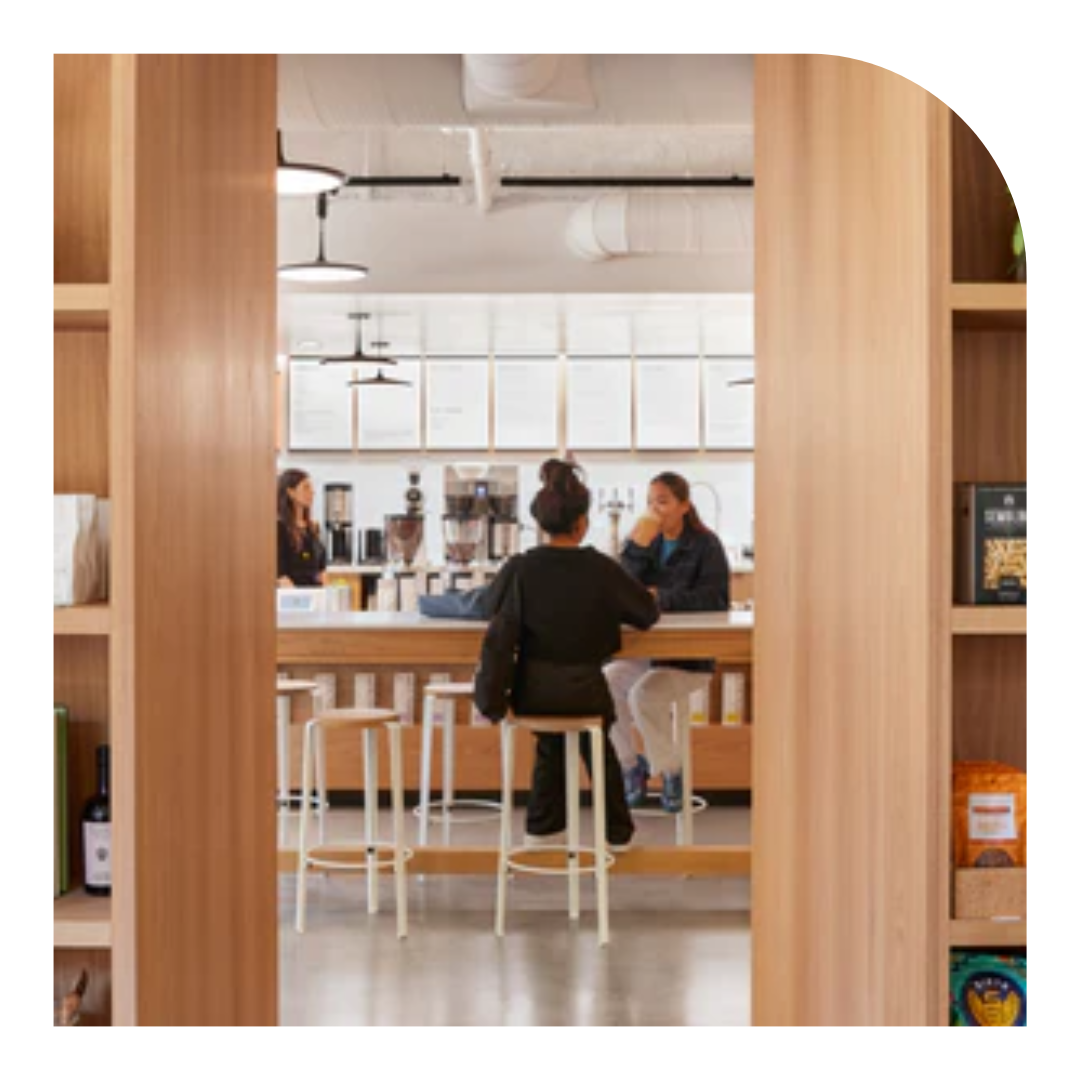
[343,174,462,187]
[501,176,753,188]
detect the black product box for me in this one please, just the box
[955,484,1026,605]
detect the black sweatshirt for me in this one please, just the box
[475,545,659,721]
[277,521,327,587]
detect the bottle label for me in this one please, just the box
[83,822,111,887]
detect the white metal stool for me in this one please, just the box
[275,679,328,847]
[495,715,615,947]
[417,681,501,845]
[295,707,413,939]
[632,675,711,845]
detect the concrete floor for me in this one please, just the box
[278,803,751,1026]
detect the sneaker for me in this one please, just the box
[623,754,649,808]
[660,770,684,813]
[524,830,566,847]
[607,835,634,854]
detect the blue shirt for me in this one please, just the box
[660,537,680,566]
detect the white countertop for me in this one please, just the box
[278,610,754,633]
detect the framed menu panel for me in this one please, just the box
[634,359,700,449]
[566,359,632,450]
[356,361,422,450]
[426,359,490,449]
[494,360,558,450]
[288,359,353,451]
[704,359,755,449]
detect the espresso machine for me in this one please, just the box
[442,465,520,566]
[324,482,354,565]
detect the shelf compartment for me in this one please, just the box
[952,607,1026,635]
[54,603,112,636]
[54,284,111,330]
[949,919,1026,949]
[55,889,111,949]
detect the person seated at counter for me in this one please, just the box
[606,471,730,813]
[475,458,659,849]
[277,468,327,588]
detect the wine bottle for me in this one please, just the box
[82,745,111,897]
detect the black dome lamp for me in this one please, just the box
[276,130,346,197]
[349,340,412,387]
[291,314,397,365]
[278,193,368,284]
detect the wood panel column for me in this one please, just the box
[111,55,278,1025]
[752,56,950,1025]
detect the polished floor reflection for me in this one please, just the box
[279,804,751,1026]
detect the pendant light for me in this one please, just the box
[292,314,396,365]
[278,193,368,283]
[276,130,346,196]
[349,338,412,387]
[349,370,412,387]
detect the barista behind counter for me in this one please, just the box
[277,469,327,587]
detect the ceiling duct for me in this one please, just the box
[464,55,563,100]
[566,192,753,262]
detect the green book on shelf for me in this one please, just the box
[54,705,70,897]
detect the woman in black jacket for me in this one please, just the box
[277,469,327,587]
[475,459,658,848]
[606,471,730,813]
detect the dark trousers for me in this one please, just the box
[525,725,635,845]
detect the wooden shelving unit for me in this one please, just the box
[949,919,1026,949]
[55,55,278,1025]
[54,890,112,949]
[952,607,1027,636]
[940,110,1028,1024]
[54,603,112,636]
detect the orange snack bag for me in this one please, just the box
[952,761,1026,868]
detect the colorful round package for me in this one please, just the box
[950,951,1026,1026]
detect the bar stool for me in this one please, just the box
[275,679,328,847]
[417,681,502,845]
[295,707,413,939]
[495,715,615,947]
[633,674,712,845]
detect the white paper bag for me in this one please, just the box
[54,495,105,606]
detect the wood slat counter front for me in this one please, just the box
[277,611,754,793]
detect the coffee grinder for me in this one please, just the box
[324,482,354,565]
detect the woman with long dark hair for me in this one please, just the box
[606,471,730,812]
[277,469,327,587]
[475,459,659,848]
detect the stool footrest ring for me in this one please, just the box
[414,798,503,824]
[631,792,708,818]
[302,841,415,873]
[504,844,616,877]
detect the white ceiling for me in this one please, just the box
[277,56,755,351]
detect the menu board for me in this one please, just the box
[356,361,422,450]
[704,359,755,449]
[634,359,700,449]
[426,360,490,449]
[494,360,558,449]
[287,360,353,451]
[566,359,632,450]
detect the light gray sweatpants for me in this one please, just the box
[604,660,710,775]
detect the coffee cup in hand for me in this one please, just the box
[630,512,662,547]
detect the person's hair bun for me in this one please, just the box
[531,458,590,536]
